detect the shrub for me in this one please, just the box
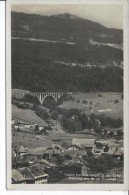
[82,100,88,104]
[98,93,103,97]
[35,106,49,120]
[114,99,119,104]
[51,111,59,120]
[23,94,39,104]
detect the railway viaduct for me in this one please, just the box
[30,92,64,104]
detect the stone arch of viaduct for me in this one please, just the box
[31,92,64,104]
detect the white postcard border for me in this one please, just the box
[6,0,129,191]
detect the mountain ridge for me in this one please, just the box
[11,11,123,31]
[11,11,123,45]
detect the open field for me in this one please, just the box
[12,130,52,148]
[62,92,123,119]
[12,129,96,149]
[12,104,47,126]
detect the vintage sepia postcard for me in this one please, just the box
[6,0,129,190]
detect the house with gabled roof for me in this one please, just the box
[18,166,48,184]
[68,138,95,151]
[27,147,46,156]
[21,154,38,165]
[30,160,56,173]
[67,142,84,151]
[51,144,64,153]
[12,169,28,184]
[107,146,123,159]
[39,159,56,168]
[15,145,28,156]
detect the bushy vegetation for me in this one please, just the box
[50,111,59,120]
[23,94,40,104]
[86,155,123,173]
[43,96,58,109]
[98,114,123,128]
[33,105,49,120]
[60,108,123,133]
[12,39,123,92]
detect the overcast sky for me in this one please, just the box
[11,4,123,29]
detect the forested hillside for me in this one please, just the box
[11,12,123,92]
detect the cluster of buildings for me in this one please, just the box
[12,118,49,132]
[12,135,123,184]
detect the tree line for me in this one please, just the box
[12,40,123,92]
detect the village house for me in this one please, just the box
[38,159,56,168]
[70,138,95,151]
[18,166,48,184]
[20,154,38,165]
[12,149,17,158]
[12,169,28,184]
[13,122,24,131]
[24,124,35,130]
[15,145,28,157]
[43,146,61,160]
[27,160,56,175]
[106,146,123,159]
[96,139,116,146]
[67,142,84,151]
[38,126,44,131]
[93,141,109,155]
[12,119,15,126]
[27,147,46,158]
[51,144,64,153]
[27,146,62,161]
